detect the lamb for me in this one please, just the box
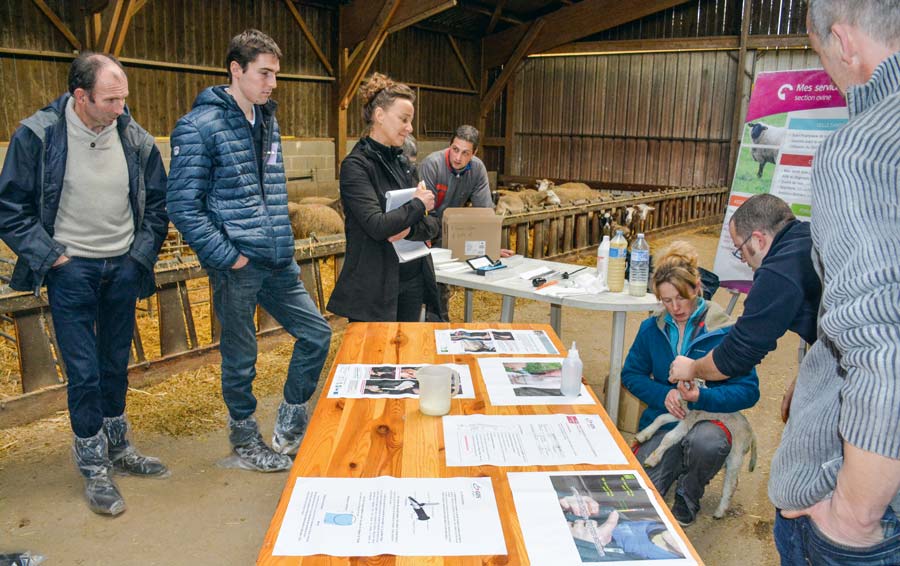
[286,202,344,240]
[495,188,560,216]
[552,182,613,205]
[634,384,757,519]
[634,203,655,234]
[298,196,344,219]
[748,122,786,178]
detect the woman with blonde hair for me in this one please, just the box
[327,73,441,322]
[621,241,759,526]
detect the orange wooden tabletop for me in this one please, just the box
[257,322,704,565]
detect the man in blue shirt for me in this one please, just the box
[669,194,821,421]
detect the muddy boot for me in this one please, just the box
[73,431,126,516]
[229,416,292,472]
[272,400,310,456]
[103,415,169,478]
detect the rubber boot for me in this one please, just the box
[229,415,292,472]
[72,431,126,516]
[272,400,310,456]
[103,415,170,478]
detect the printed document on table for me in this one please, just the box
[443,414,627,467]
[385,187,431,263]
[435,328,559,355]
[327,363,475,399]
[477,357,596,406]
[273,476,507,557]
[509,471,697,565]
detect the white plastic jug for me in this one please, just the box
[417,365,461,416]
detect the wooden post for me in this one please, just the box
[563,215,574,252]
[548,218,559,256]
[575,213,588,249]
[727,0,753,184]
[532,221,545,259]
[516,223,529,256]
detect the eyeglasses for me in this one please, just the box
[731,235,752,261]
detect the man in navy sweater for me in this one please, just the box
[669,194,821,420]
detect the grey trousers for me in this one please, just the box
[635,420,731,514]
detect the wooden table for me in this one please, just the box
[435,257,659,424]
[258,322,703,565]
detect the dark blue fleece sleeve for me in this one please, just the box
[713,269,805,377]
[692,366,760,413]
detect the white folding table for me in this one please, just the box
[435,255,659,424]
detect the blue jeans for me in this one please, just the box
[635,420,731,514]
[774,508,900,566]
[207,261,331,421]
[46,255,142,438]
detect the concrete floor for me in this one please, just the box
[0,227,787,565]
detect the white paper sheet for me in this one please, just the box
[443,414,627,467]
[273,476,507,557]
[477,357,596,406]
[385,187,431,263]
[327,363,476,399]
[435,328,560,355]
[508,471,697,566]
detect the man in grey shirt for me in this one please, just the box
[419,125,494,321]
[0,53,170,516]
[418,125,493,221]
[768,2,900,564]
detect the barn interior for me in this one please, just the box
[0,1,817,564]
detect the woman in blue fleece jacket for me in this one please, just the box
[622,242,759,527]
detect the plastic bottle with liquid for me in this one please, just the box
[607,230,628,293]
[596,235,610,286]
[560,342,583,397]
[629,233,650,297]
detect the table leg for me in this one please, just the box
[500,296,516,322]
[550,304,562,337]
[606,311,627,426]
[464,289,474,322]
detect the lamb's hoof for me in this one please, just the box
[713,510,726,519]
[634,432,649,443]
[644,454,660,468]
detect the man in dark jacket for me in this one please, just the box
[167,30,331,473]
[0,52,170,516]
[669,194,821,420]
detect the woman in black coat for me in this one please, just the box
[327,73,442,322]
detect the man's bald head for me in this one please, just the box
[68,52,126,96]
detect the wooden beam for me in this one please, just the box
[116,55,333,81]
[345,41,364,68]
[32,0,81,51]
[460,1,523,25]
[112,0,141,57]
[91,13,103,48]
[747,34,809,49]
[283,0,334,76]
[480,19,544,117]
[446,34,477,90]
[485,0,507,35]
[541,35,741,55]
[483,0,691,69]
[342,0,454,49]
[386,0,456,34]
[509,34,811,57]
[339,0,401,111]
[728,0,753,184]
[100,0,126,53]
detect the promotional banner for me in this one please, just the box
[713,69,848,285]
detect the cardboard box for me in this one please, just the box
[441,208,502,260]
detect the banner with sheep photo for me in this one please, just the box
[713,69,848,286]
